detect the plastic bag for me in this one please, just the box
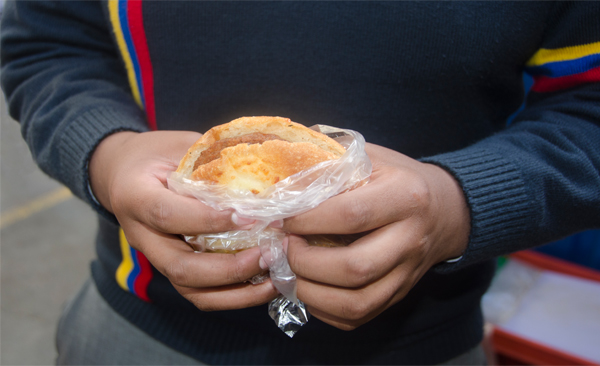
[167,125,372,336]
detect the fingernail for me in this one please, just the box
[282,236,289,255]
[269,219,284,229]
[232,212,255,227]
[259,256,268,270]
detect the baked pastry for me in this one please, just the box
[177,116,346,194]
[176,116,360,252]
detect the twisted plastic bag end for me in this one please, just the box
[268,295,310,338]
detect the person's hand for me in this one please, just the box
[89,130,278,311]
[283,143,470,330]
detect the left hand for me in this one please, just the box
[89,131,278,311]
[283,143,470,330]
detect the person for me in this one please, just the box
[2,1,600,364]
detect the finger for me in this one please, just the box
[126,184,238,235]
[287,221,420,288]
[126,222,266,287]
[305,303,378,331]
[283,166,424,235]
[175,279,279,311]
[295,264,413,330]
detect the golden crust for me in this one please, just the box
[191,140,338,193]
[176,116,346,177]
[177,116,346,193]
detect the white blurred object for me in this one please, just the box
[483,258,600,363]
[482,260,541,325]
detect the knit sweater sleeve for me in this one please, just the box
[0,0,149,222]
[425,1,600,272]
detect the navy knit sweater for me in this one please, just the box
[2,1,600,364]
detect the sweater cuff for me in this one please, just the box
[57,106,149,224]
[420,147,536,273]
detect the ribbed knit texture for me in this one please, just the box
[423,147,536,272]
[59,106,148,223]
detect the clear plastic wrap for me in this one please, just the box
[167,125,371,336]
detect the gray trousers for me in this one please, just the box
[56,279,487,365]
[56,279,202,365]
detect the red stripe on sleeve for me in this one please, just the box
[531,66,600,93]
[127,0,157,130]
[133,250,153,302]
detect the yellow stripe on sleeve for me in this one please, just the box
[115,228,134,292]
[108,0,143,108]
[527,42,600,67]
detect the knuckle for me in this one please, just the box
[406,174,432,211]
[225,255,247,283]
[194,300,218,312]
[337,323,360,331]
[186,295,217,312]
[175,286,220,312]
[340,296,372,321]
[414,235,430,256]
[285,243,301,271]
[148,200,172,230]
[286,239,313,276]
[164,257,190,285]
[203,209,232,233]
[343,256,376,287]
[340,198,372,232]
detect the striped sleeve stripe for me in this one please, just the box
[108,0,143,107]
[118,0,146,108]
[133,250,153,302]
[116,228,152,302]
[127,0,157,131]
[116,228,135,292]
[527,42,600,66]
[529,67,600,94]
[525,53,600,78]
[109,0,156,302]
[525,42,600,93]
[108,0,156,130]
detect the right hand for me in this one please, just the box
[283,143,470,330]
[89,130,278,311]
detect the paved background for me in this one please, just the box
[1,93,97,364]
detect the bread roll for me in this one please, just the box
[177,116,346,194]
[177,116,356,252]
